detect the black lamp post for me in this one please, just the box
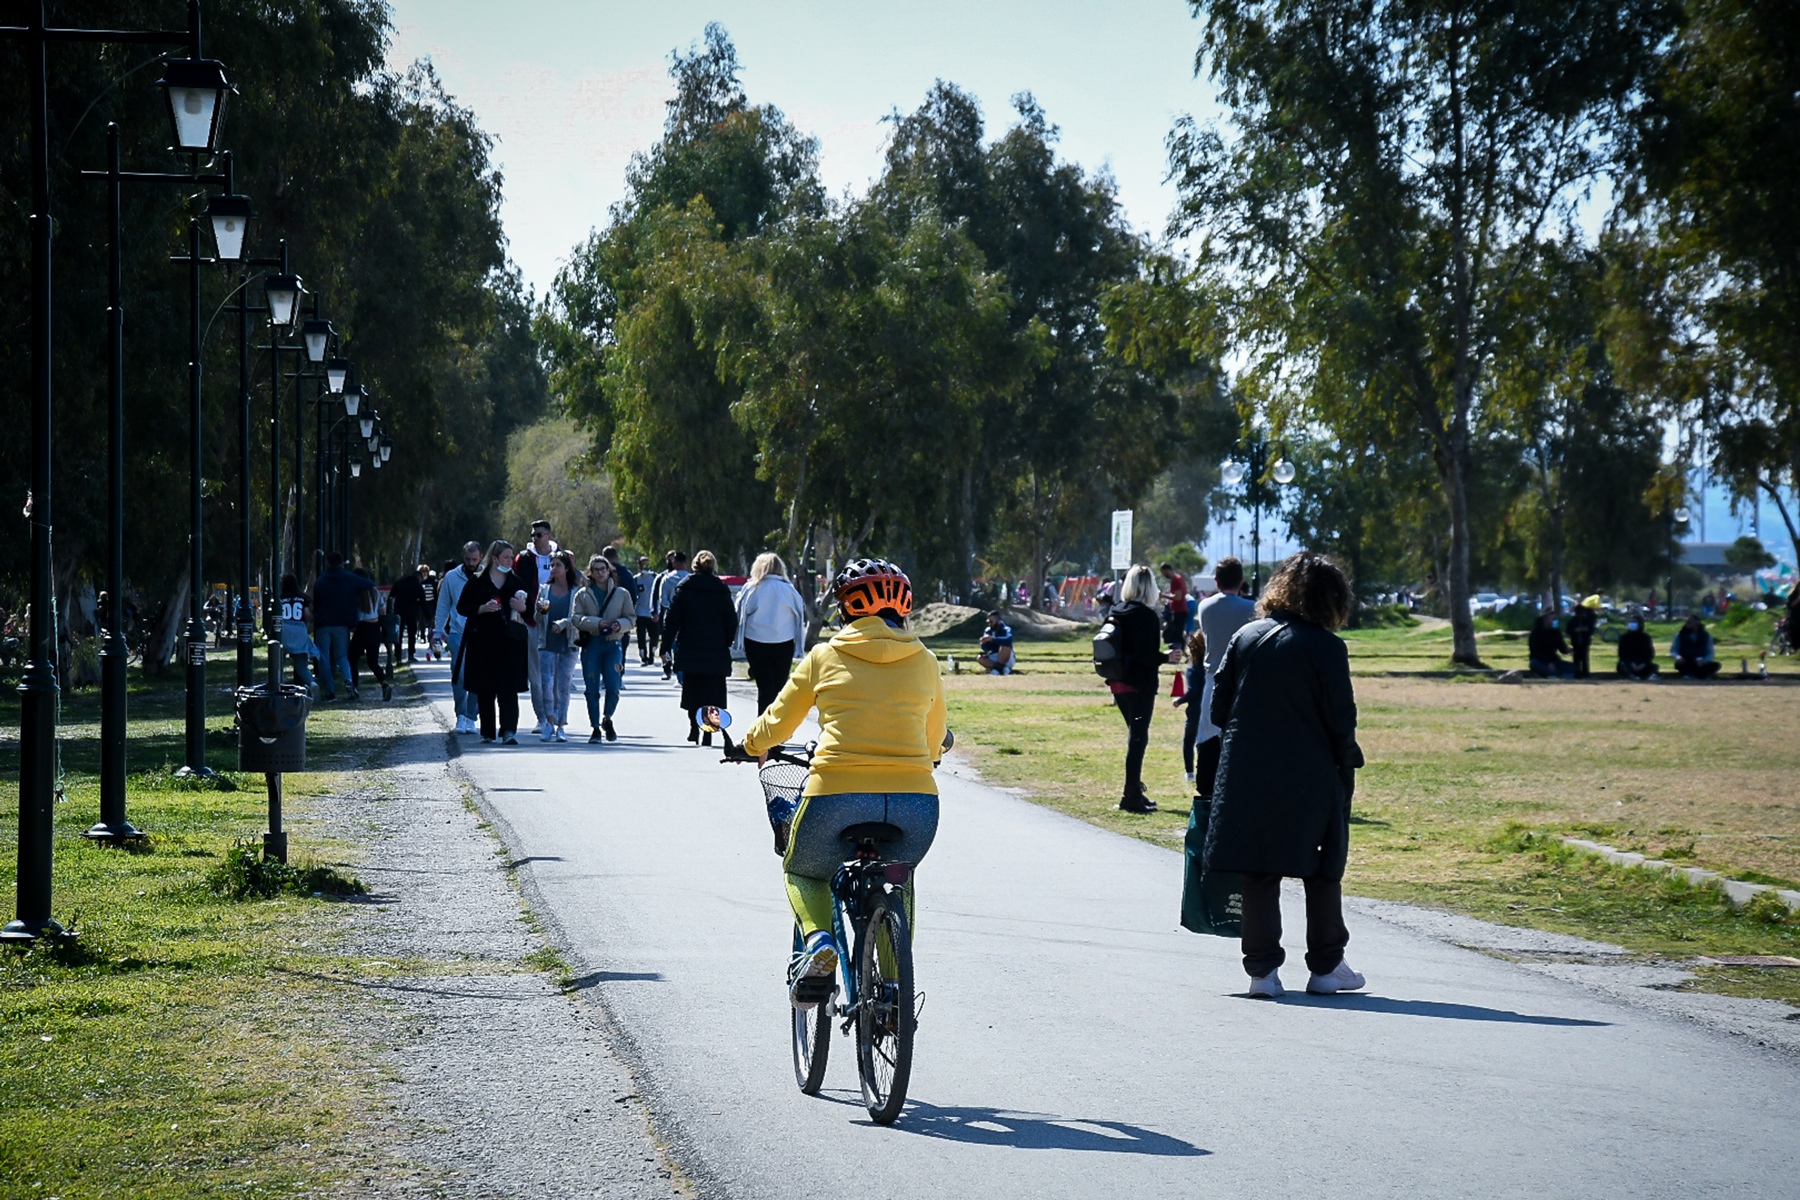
[1219,433,1296,596]
[1667,505,1691,621]
[2,2,228,940]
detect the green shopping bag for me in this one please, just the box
[1181,795,1244,937]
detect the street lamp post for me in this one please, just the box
[1668,505,1691,621]
[1219,434,1296,596]
[1,0,228,942]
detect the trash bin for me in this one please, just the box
[235,685,312,773]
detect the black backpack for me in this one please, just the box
[1093,618,1128,681]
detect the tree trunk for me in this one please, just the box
[1546,499,1565,614]
[1443,451,1482,666]
[147,579,189,676]
[960,461,978,605]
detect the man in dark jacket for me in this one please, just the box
[313,551,376,701]
[390,567,427,662]
[1671,615,1721,679]
[1616,620,1657,679]
[1527,613,1573,678]
[1204,552,1364,998]
[1565,597,1599,678]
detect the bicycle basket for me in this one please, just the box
[759,756,810,856]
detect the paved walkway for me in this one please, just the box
[414,657,1798,1198]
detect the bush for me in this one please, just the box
[1357,603,1419,629]
[206,841,366,901]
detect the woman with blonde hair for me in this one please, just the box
[735,551,810,713]
[1106,564,1165,813]
[1205,551,1365,998]
[660,549,739,745]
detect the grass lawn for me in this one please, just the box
[926,625,1800,1007]
[0,649,429,1197]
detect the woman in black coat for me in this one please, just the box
[457,539,531,744]
[659,549,739,745]
[1205,551,1365,999]
[1107,564,1168,813]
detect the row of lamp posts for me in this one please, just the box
[2,0,395,943]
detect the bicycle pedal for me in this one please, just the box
[791,977,835,1005]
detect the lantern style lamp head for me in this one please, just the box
[204,193,252,262]
[344,385,364,417]
[1673,506,1691,525]
[350,459,361,478]
[371,453,383,471]
[263,274,303,329]
[325,358,350,395]
[379,435,393,463]
[1220,460,1246,487]
[301,319,334,365]
[359,413,375,440]
[156,58,233,153]
[1271,459,1297,485]
[367,433,381,453]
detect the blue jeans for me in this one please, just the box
[446,627,477,720]
[539,646,577,727]
[288,650,315,692]
[316,624,353,696]
[581,637,624,726]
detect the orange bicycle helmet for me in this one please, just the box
[834,557,914,620]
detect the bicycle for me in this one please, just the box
[1770,616,1793,658]
[715,716,919,1125]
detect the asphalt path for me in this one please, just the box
[412,654,1798,1198]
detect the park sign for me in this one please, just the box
[1110,509,1133,571]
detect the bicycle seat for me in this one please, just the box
[839,821,905,848]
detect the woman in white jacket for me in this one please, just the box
[734,552,810,713]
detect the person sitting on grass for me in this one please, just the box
[1670,614,1721,679]
[976,610,1015,675]
[1527,611,1574,678]
[1616,619,1658,680]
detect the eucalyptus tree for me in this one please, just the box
[1171,0,1674,663]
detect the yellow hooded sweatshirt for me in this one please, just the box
[741,616,947,797]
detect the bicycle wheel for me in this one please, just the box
[790,927,832,1094]
[855,897,914,1124]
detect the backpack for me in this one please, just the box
[1093,618,1129,681]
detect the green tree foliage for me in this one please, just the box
[496,415,617,558]
[1621,0,1800,564]
[1171,0,1675,663]
[0,0,541,616]
[1723,536,1775,573]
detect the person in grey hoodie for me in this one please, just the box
[436,540,484,732]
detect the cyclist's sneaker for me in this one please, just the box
[789,932,839,1009]
[1247,970,1284,999]
[1306,959,1366,995]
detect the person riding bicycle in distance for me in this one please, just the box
[737,557,949,1009]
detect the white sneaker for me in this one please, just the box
[538,725,553,742]
[1306,959,1366,995]
[1184,770,1195,782]
[553,726,568,743]
[1247,970,1284,999]
[455,716,474,734]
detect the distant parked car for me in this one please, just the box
[1470,591,1504,614]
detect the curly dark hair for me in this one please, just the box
[1256,551,1353,630]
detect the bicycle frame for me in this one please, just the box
[826,854,912,1029]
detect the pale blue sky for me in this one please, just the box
[386,0,1214,296]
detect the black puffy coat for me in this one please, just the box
[1107,600,1164,693]
[1204,614,1363,881]
[660,571,739,675]
[456,568,529,695]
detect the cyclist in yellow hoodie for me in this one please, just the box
[738,557,948,1008]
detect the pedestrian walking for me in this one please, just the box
[456,539,530,744]
[391,565,427,662]
[350,568,393,701]
[1173,628,1208,782]
[660,550,737,746]
[633,554,658,665]
[654,551,691,679]
[601,544,638,609]
[417,565,440,659]
[312,550,375,702]
[573,553,635,742]
[436,541,484,732]
[276,573,319,697]
[735,552,809,713]
[1106,564,1165,813]
[1567,595,1600,678]
[513,519,560,738]
[1205,551,1365,999]
[1194,557,1255,801]
[1159,562,1190,648]
[535,550,581,742]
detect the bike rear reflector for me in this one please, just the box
[883,863,911,885]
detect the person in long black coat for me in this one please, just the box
[1205,551,1365,999]
[1106,564,1167,813]
[659,549,739,745]
[457,540,531,743]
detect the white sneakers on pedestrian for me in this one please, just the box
[553,726,569,743]
[454,716,475,735]
[1247,970,1284,998]
[1306,959,1366,995]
